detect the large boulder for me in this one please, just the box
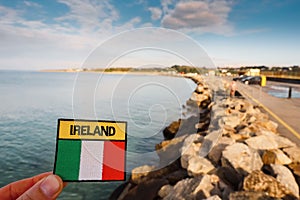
[243,170,297,199]
[229,191,278,200]
[162,177,201,200]
[255,120,278,133]
[289,162,300,176]
[206,195,222,200]
[190,92,210,105]
[165,169,188,185]
[245,132,295,150]
[245,135,278,150]
[221,116,241,129]
[261,130,296,148]
[131,165,156,184]
[262,149,292,165]
[155,135,187,166]
[187,156,215,177]
[195,85,205,94]
[163,120,181,140]
[193,175,220,199]
[180,134,203,169]
[222,143,263,176]
[198,130,222,157]
[122,178,168,200]
[208,136,235,165]
[158,184,173,198]
[283,146,300,163]
[163,116,202,140]
[270,164,299,198]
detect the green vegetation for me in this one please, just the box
[170,65,209,74]
[104,67,132,72]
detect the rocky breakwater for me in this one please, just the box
[110,75,300,200]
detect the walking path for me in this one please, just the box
[236,81,300,145]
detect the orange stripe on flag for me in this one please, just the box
[102,141,126,180]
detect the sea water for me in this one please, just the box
[267,85,300,98]
[0,71,195,199]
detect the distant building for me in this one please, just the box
[245,68,260,76]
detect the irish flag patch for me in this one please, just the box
[54,119,127,182]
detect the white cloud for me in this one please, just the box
[0,1,143,69]
[0,0,235,69]
[148,7,162,20]
[161,0,176,14]
[161,0,234,35]
[23,1,42,8]
[56,0,119,32]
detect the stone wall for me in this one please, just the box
[110,75,300,200]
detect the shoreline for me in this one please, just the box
[110,75,300,200]
[40,69,183,76]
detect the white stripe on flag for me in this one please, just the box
[79,140,104,180]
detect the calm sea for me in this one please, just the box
[0,71,195,199]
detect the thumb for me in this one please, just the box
[17,175,64,200]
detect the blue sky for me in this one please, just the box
[0,0,299,69]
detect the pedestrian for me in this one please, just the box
[230,80,237,97]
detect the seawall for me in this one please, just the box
[110,75,300,200]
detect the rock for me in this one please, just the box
[123,178,168,200]
[131,165,156,184]
[229,191,278,200]
[180,134,203,169]
[247,123,260,134]
[262,149,292,165]
[193,175,218,199]
[190,92,209,105]
[199,130,223,157]
[176,116,201,138]
[227,131,251,142]
[187,156,215,177]
[205,195,222,200]
[163,178,201,200]
[163,120,181,140]
[289,162,300,176]
[223,124,236,133]
[261,130,296,148]
[234,124,247,133]
[158,184,173,198]
[222,143,263,176]
[245,131,296,150]
[245,135,278,150]
[283,146,300,163]
[215,166,243,191]
[129,162,179,185]
[270,164,299,198]
[195,85,205,94]
[222,116,241,129]
[208,136,235,165]
[200,98,212,109]
[138,160,180,183]
[243,170,297,199]
[165,169,188,185]
[155,135,187,166]
[256,120,278,133]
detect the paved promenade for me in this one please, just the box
[236,81,300,145]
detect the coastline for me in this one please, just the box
[40,69,183,77]
[110,75,300,200]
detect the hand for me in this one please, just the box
[0,172,66,200]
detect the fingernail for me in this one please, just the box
[40,175,60,197]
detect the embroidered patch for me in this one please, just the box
[54,118,127,182]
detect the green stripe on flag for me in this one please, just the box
[55,140,81,180]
